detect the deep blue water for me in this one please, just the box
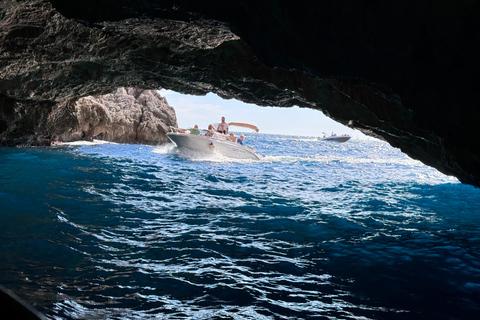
[1,134,480,320]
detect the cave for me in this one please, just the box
[1,0,480,186]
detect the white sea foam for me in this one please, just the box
[62,139,115,146]
[152,144,176,154]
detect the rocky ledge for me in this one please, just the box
[1,0,480,186]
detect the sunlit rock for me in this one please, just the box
[47,88,177,144]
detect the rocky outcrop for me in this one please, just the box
[1,0,480,186]
[47,88,177,145]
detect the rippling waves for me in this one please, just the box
[1,135,480,319]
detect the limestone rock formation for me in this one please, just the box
[47,88,177,145]
[1,0,480,186]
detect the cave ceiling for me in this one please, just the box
[1,0,480,186]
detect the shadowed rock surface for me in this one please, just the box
[1,0,480,186]
[47,88,177,144]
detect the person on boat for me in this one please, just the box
[206,124,216,137]
[189,125,201,135]
[228,132,237,142]
[237,134,245,145]
[217,116,229,134]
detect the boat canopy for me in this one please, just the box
[228,122,259,132]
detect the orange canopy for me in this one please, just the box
[228,122,259,132]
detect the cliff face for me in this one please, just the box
[1,0,480,186]
[48,88,177,145]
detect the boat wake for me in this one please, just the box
[152,144,176,154]
[261,153,426,166]
[292,137,319,142]
[153,145,258,163]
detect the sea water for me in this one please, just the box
[1,134,479,320]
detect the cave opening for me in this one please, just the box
[158,89,366,139]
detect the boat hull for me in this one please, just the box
[320,136,351,143]
[167,133,260,160]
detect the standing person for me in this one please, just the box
[217,116,229,134]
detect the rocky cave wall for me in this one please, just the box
[1,0,480,186]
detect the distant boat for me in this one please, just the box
[166,122,261,160]
[319,132,351,143]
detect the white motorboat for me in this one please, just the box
[319,133,351,143]
[166,122,261,160]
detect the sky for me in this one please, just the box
[158,89,367,138]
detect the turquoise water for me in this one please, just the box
[1,135,480,319]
